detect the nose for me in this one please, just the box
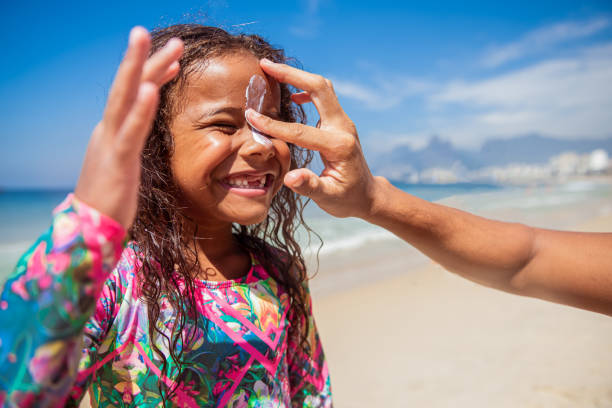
[238,127,276,161]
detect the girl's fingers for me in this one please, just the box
[141,38,184,86]
[157,61,180,86]
[260,59,348,125]
[290,91,312,105]
[115,82,159,157]
[103,27,151,135]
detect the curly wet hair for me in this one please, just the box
[128,24,316,403]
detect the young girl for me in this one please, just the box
[0,24,331,407]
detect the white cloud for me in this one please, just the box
[427,42,612,147]
[331,76,432,110]
[482,17,610,68]
[365,130,432,152]
[331,79,380,103]
[331,18,612,149]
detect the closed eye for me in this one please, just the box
[197,122,238,135]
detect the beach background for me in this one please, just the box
[2,180,612,407]
[3,1,612,406]
[306,179,612,408]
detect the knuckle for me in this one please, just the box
[346,136,358,151]
[313,75,328,89]
[293,124,306,139]
[305,184,316,197]
[345,119,357,135]
[254,116,271,133]
[272,66,288,82]
[128,110,147,128]
[340,133,358,151]
[258,113,271,126]
[113,139,133,158]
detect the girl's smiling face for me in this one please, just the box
[169,52,291,227]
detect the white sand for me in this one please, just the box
[312,215,612,407]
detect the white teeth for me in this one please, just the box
[226,175,267,188]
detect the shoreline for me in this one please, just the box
[311,210,612,407]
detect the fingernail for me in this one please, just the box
[167,38,183,48]
[129,28,137,45]
[260,58,274,65]
[245,108,261,120]
[129,26,145,45]
[286,173,303,187]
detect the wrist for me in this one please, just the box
[361,176,393,224]
[68,193,127,249]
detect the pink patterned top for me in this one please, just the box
[0,194,332,407]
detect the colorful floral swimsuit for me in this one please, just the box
[0,195,331,407]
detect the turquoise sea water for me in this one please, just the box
[0,190,70,278]
[2,181,611,280]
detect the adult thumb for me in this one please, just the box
[284,169,322,198]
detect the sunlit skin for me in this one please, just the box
[247,58,612,316]
[169,53,291,280]
[74,26,612,313]
[75,28,183,230]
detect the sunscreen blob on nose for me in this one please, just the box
[245,74,274,147]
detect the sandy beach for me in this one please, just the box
[311,213,612,407]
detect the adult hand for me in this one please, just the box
[246,59,612,317]
[246,59,382,219]
[74,27,183,229]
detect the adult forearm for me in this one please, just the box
[248,62,612,315]
[364,178,612,315]
[519,228,612,315]
[364,177,537,292]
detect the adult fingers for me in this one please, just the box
[115,82,159,158]
[247,108,359,162]
[284,168,323,198]
[260,59,348,125]
[141,38,184,86]
[103,27,151,135]
[246,109,330,153]
[291,91,312,105]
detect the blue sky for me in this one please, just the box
[1,0,611,188]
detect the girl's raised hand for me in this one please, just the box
[75,27,183,229]
[246,59,380,219]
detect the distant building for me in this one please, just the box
[379,148,611,185]
[549,152,581,176]
[589,149,609,172]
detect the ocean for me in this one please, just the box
[1,181,611,280]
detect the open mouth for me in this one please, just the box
[221,173,275,190]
